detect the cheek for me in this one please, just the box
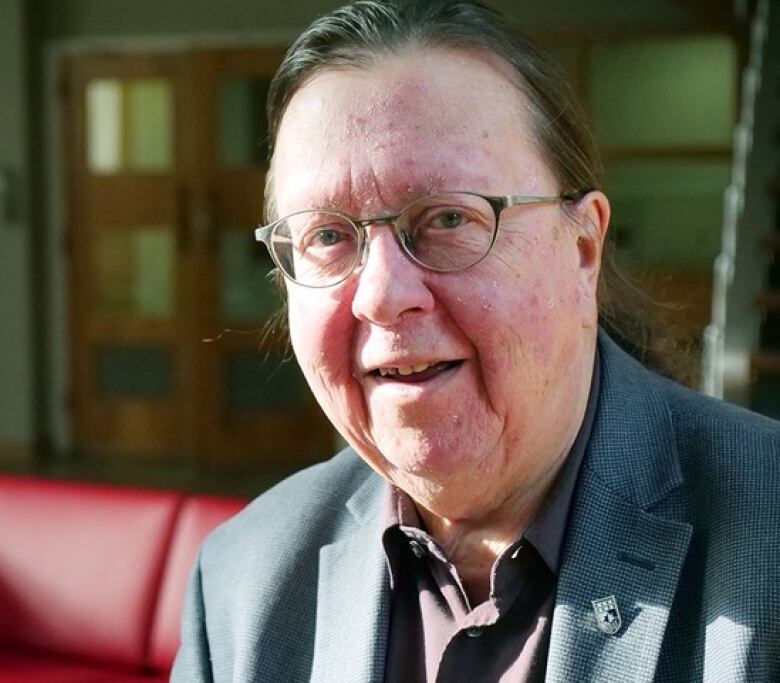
[288,290,354,387]
[458,246,582,375]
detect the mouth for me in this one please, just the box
[369,360,463,383]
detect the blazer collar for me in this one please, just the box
[546,332,693,682]
[586,331,684,508]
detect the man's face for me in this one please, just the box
[272,48,607,519]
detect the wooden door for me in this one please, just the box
[64,49,332,466]
[66,55,187,460]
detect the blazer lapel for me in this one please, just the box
[545,473,692,682]
[310,472,391,683]
[546,335,694,682]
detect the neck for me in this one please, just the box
[418,462,562,604]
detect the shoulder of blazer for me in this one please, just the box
[591,331,780,511]
[192,448,390,683]
[200,447,384,565]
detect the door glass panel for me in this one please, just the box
[225,353,306,414]
[219,229,280,323]
[87,78,174,173]
[97,345,173,397]
[126,79,174,170]
[94,226,175,317]
[86,80,122,173]
[218,77,271,167]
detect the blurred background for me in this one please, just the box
[0,0,777,497]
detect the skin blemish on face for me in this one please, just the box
[352,115,370,131]
[423,172,448,193]
[518,238,535,258]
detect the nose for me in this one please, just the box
[351,226,435,326]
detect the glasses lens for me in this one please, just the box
[398,193,496,271]
[271,211,360,287]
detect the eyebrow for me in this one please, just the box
[305,182,491,216]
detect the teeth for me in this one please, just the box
[377,362,434,377]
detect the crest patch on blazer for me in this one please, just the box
[591,595,622,635]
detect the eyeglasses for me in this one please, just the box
[255,191,576,288]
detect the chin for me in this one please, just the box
[392,470,488,521]
[380,435,483,484]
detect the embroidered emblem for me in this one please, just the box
[591,595,622,635]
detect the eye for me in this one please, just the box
[289,213,357,253]
[314,228,343,246]
[433,210,465,229]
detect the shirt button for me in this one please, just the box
[465,626,484,638]
[409,540,425,558]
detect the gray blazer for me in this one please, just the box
[172,335,780,682]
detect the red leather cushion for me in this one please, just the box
[148,495,245,671]
[0,649,170,682]
[0,649,120,683]
[0,475,183,669]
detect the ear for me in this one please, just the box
[572,190,610,328]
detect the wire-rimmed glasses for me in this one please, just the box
[255,191,575,288]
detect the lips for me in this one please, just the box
[371,360,462,383]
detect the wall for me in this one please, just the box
[0,0,34,457]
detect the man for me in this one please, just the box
[173,2,780,681]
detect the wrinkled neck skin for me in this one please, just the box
[412,333,596,604]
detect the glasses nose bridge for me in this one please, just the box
[352,212,406,261]
[353,212,401,232]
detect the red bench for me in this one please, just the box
[0,474,246,681]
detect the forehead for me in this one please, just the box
[271,47,555,214]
